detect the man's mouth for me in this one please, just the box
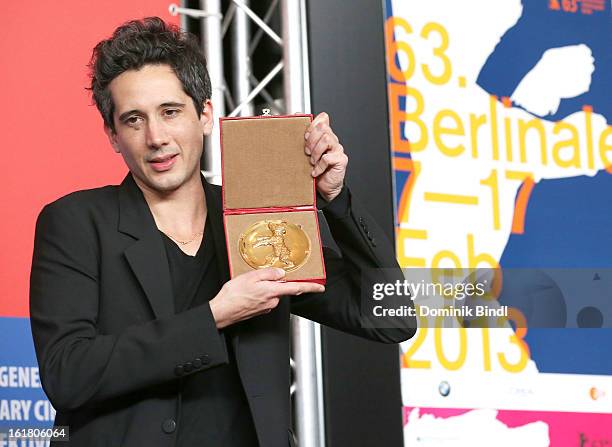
[149,154,178,172]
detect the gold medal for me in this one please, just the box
[239,220,311,272]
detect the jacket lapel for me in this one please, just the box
[203,179,231,284]
[202,179,243,352]
[118,174,175,318]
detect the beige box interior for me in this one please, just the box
[225,210,324,280]
[221,116,313,209]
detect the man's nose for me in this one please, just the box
[145,117,170,148]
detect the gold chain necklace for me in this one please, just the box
[164,231,204,246]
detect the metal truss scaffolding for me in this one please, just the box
[169,2,325,446]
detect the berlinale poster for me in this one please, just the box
[385,0,612,445]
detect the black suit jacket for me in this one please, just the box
[30,174,414,447]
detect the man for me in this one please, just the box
[30,17,414,447]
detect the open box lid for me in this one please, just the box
[220,114,314,210]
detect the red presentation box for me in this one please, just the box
[220,113,326,284]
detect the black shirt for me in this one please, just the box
[161,222,259,446]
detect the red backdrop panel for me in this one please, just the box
[0,1,179,317]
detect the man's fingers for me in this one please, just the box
[307,112,329,134]
[309,133,340,165]
[305,114,333,156]
[305,125,325,156]
[312,151,347,177]
[312,154,330,177]
[244,267,286,282]
[266,297,280,311]
[265,281,325,296]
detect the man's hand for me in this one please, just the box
[209,268,325,329]
[305,112,348,202]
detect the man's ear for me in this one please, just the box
[200,99,214,136]
[104,125,120,153]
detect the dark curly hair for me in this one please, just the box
[88,17,212,132]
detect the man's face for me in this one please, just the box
[105,64,212,196]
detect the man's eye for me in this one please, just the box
[125,116,142,126]
[164,109,179,118]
